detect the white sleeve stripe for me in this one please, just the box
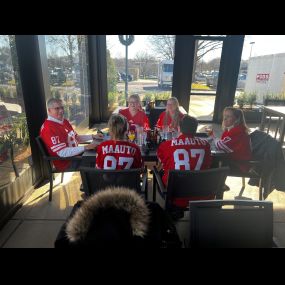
[51,143,66,150]
[51,144,67,152]
[57,146,85,157]
[216,141,226,151]
[217,140,233,153]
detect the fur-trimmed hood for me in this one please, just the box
[66,187,150,243]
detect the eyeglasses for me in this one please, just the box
[51,106,64,111]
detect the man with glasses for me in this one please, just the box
[40,98,102,171]
[119,94,150,130]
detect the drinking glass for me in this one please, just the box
[162,126,169,140]
[128,131,136,142]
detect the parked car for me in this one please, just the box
[237,73,247,90]
[120,72,133,82]
[194,72,206,83]
[206,71,219,88]
[49,67,66,86]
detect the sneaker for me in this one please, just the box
[223,184,230,191]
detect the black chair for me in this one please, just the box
[189,199,274,248]
[35,136,83,201]
[80,166,148,199]
[148,107,165,129]
[222,130,282,200]
[152,166,229,213]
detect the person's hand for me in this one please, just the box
[85,141,101,150]
[205,126,214,137]
[92,133,104,140]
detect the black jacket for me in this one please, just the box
[54,187,181,248]
[249,130,285,198]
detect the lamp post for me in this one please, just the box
[249,41,255,59]
[118,35,134,106]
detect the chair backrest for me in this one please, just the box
[36,136,49,157]
[189,199,273,248]
[149,107,165,129]
[165,167,229,210]
[35,136,54,172]
[80,167,142,196]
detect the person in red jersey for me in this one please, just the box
[156,97,185,131]
[96,113,143,170]
[157,115,212,208]
[40,98,102,171]
[119,94,150,131]
[211,107,252,171]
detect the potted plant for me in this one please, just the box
[264,92,285,106]
[154,92,171,107]
[142,93,155,108]
[234,92,262,123]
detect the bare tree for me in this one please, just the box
[134,51,156,78]
[46,35,78,69]
[148,35,222,64]
[148,35,175,60]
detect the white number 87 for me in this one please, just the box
[103,156,134,169]
[173,149,205,170]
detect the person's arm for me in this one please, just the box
[57,146,85,157]
[77,133,103,143]
[214,136,234,153]
[57,141,101,157]
[156,112,164,129]
[143,113,150,130]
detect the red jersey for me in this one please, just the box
[214,124,252,171]
[96,140,142,170]
[40,118,79,171]
[119,108,150,130]
[157,134,212,207]
[156,111,184,130]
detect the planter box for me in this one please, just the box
[155,99,167,107]
[243,109,263,124]
[264,99,285,106]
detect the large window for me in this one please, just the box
[188,37,223,122]
[44,35,90,129]
[106,35,175,113]
[0,35,31,188]
[235,35,285,110]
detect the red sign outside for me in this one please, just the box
[256,73,270,83]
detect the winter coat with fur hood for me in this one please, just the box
[55,187,181,248]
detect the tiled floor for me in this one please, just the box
[1,123,285,248]
[1,167,285,248]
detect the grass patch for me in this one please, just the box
[191,83,210,90]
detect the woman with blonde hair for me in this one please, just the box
[96,113,142,170]
[211,106,252,173]
[156,97,184,131]
[119,94,150,130]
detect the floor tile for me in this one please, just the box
[0,220,21,248]
[3,220,64,248]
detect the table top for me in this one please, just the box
[263,106,285,116]
[113,105,187,115]
[82,139,226,162]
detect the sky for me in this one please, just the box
[107,35,285,61]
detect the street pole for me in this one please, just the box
[118,35,134,106]
[249,41,255,59]
[125,43,128,105]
